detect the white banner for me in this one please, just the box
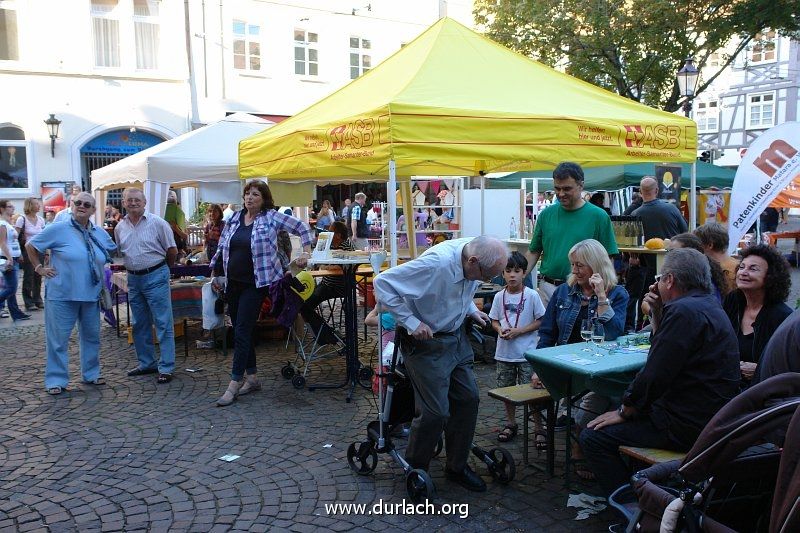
[728,122,800,254]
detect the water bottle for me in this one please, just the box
[526,218,533,239]
[509,217,517,239]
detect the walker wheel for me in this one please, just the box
[486,447,516,484]
[347,442,378,475]
[357,366,373,386]
[406,469,435,504]
[281,365,294,379]
[291,375,306,389]
[432,435,444,458]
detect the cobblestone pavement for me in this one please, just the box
[0,319,612,532]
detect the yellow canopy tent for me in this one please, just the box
[240,18,697,263]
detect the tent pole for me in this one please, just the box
[388,160,398,267]
[399,181,416,259]
[480,174,485,235]
[690,162,697,230]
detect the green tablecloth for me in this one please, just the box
[524,336,648,401]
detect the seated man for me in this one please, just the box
[753,308,800,384]
[580,248,740,497]
[299,221,354,344]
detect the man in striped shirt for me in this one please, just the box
[115,188,178,384]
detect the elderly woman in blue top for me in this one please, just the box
[536,238,628,479]
[25,192,117,395]
[211,180,314,406]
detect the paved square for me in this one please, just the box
[0,321,614,532]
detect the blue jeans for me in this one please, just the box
[226,280,268,381]
[579,417,682,497]
[44,300,101,389]
[0,262,26,320]
[127,265,175,375]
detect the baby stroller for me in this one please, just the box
[608,373,800,533]
[346,338,516,503]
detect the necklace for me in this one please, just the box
[502,289,526,329]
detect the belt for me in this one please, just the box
[541,276,565,286]
[126,260,167,276]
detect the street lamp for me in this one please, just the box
[44,113,62,158]
[676,58,699,118]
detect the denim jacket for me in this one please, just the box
[537,283,629,348]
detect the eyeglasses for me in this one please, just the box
[73,200,95,208]
[476,261,494,282]
[654,274,663,283]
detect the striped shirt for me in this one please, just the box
[320,238,356,293]
[210,209,314,288]
[114,213,176,271]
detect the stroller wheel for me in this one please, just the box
[291,375,306,389]
[347,442,378,475]
[486,447,516,484]
[432,435,444,458]
[357,366,373,386]
[406,469,435,503]
[281,365,294,379]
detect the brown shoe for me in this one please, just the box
[216,380,242,407]
[238,376,262,396]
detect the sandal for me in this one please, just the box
[534,430,548,451]
[573,459,596,481]
[47,386,64,395]
[84,377,106,386]
[497,423,518,442]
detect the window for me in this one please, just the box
[0,1,19,60]
[233,20,261,71]
[696,101,719,133]
[349,36,371,79]
[92,0,121,67]
[0,124,28,190]
[747,93,775,129]
[751,30,776,63]
[133,0,160,69]
[707,52,720,68]
[91,0,161,70]
[294,29,318,76]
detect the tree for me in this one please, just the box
[473,0,800,112]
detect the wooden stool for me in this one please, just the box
[488,384,555,475]
[619,446,686,467]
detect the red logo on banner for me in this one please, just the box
[623,125,681,150]
[753,140,798,177]
[329,119,375,151]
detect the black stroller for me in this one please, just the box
[608,373,800,532]
[346,337,515,502]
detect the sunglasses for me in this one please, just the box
[73,200,95,208]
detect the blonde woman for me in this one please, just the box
[15,197,46,310]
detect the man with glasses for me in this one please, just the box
[115,188,178,385]
[525,162,618,307]
[374,236,509,493]
[579,248,740,498]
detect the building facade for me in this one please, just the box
[694,31,800,168]
[0,0,472,212]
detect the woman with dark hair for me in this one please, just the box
[210,180,314,406]
[203,203,225,261]
[589,192,611,215]
[722,244,792,383]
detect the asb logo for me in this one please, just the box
[623,125,681,150]
[753,140,798,177]
[329,119,375,151]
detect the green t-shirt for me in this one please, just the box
[164,203,186,231]
[528,202,618,280]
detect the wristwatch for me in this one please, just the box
[618,405,633,421]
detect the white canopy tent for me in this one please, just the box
[90,113,274,218]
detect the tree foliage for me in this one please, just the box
[473,0,800,112]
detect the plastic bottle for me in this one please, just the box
[509,217,517,239]
[526,218,533,239]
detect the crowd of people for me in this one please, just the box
[1,159,797,510]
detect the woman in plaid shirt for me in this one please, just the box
[211,181,314,406]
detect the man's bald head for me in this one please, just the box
[640,177,659,201]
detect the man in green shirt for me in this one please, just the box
[525,162,618,305]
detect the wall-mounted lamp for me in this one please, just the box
[44,113,62,158]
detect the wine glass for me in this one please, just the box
[591,321,606,356]
[580,318,593,352]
